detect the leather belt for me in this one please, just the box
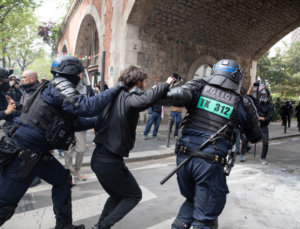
[176,144,226,167]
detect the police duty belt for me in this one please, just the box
[176,144,226,167]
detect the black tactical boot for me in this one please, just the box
[55,219,85,229]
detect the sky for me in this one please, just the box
[35,0,70,23]
[269,32,292,57]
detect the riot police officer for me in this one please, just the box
[279,100,293,127]
[0,55,127,229]
[156,59,262,229]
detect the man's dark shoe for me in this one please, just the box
[30,177,41,187]
[246,145,252,152]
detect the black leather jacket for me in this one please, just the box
[94,82,170,157]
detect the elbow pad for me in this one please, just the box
[52,77,80,107]
[155,87,192,107]
[242,96,261,134]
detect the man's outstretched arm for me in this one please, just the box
[155,79,205,107]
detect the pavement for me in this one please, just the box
[3,136,300,229]
[53,120,300,166]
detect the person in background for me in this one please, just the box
[241,86,274,164]
[143,105,163,140]
[279,100,293,128]
[20,70,42,187]
[295,101,300,127]
[95,79,109,94]
[170,106,183,140]
[64,73,91,185]
[6,76,22,102]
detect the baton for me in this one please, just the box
[160,124,228,185]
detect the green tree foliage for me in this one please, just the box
[26,57,54,80]
[257,41,300,96]
[0,0,40,23]
[37,0,72,53]
[0,8,45,70]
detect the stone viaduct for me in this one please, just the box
[57,0,300,121]
[57,0,300,89]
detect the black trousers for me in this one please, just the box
[241,125,269,159]
[282,114,291,127]
[91,154,142,229]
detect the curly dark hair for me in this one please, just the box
[118,66,148,89]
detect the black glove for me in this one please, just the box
[112,82,128,95]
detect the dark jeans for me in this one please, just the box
[143,112,162,137]
[172,153,228,229]
[91,154,142,228]
[0,154,71,223]
[170,112,182,137]
[242,125,269,159]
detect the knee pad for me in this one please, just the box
[0,205,17,226]
[172,218,191,229]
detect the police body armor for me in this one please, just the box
[18,80,78,150]
[182,83,241,145]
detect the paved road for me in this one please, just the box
[2,136,300,229]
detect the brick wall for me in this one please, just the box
[57,0,103,55]
[137,30,252,90]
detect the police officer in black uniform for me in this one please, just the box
[279,100,293,127]
[0,55,127,229]
[155,59,262,229]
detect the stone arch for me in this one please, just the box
[73,4,102,65]
[61,39,69,54]
[186,55,218,82]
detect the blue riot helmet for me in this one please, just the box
[51,55,83,86]
[0,67,13,92]
[259,88,270,104]
[202,59,244,91]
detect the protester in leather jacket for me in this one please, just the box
[91,66,176,229]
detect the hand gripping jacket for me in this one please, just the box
[18,79,80,150]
